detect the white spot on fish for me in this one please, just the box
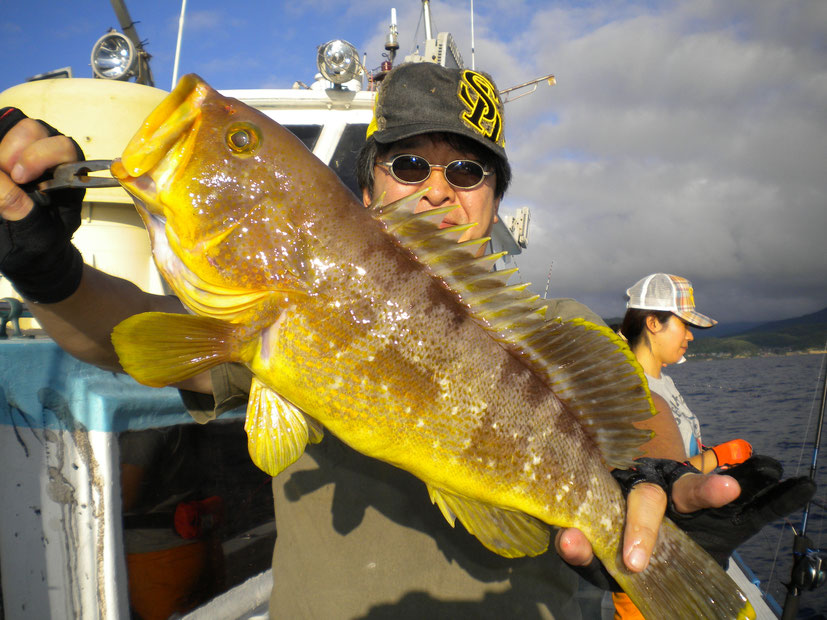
[561,484,570,493]
[416,419,425,428]
[367,355,375,362]
[405,407,411,414]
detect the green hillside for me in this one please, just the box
[687,307,827,358]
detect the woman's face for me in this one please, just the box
[650,314,694,366]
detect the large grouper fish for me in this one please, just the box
[109,74,754,619]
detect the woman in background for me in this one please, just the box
[611,273,756,620]
[620,273,751,474]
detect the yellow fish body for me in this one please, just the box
[111,74,753,619]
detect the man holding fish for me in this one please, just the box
[0,62,812,618]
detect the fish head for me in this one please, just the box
[111,73,326,250]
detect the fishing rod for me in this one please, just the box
[781,346,827,619]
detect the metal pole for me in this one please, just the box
[108,0,154,86]
[781,348,827,619]
[470,0,475,70]
[172,0,188,89]
[422,0,433,41]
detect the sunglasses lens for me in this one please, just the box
[391,156,431,183]
[446,160,485,188]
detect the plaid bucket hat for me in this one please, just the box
[626,273,717,328]
[366,62,507,164]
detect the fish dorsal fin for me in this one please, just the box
[245,376,324,477]
[427,484,550,558]
[372,194,654,469]
[525,318,655,468]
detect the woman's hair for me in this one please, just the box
[356,132,512,200]
[619,308,675,349]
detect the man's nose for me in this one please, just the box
[414,168,455,212]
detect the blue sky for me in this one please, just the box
[2,0,826,324]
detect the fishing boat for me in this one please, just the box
[0,2,533,619]
[0,2,821,619]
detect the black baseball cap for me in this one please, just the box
[366,62,508,165]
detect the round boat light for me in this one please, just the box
[91,31,137,81]
[317,40,362,85]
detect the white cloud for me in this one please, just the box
[465,0,827,322]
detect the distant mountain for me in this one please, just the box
[743,307,827,332]
[693,321,762,339]
[687,307,827,358]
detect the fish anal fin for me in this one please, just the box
[427,485,550,558]
[111,312,248,387]
[245,377,324,477]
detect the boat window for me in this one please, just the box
[328,123,368,195]
[284,125,322,151]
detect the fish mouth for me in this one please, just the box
[110,74,205,214]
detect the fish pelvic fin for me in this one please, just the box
[111,312,251,387]
[427,485,550,558]
[245,376,324,477]
[600,519,755,620]
[373,194,653,469]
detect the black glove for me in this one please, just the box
[666,454,816,565]
[571,455,815,590]
[0,107,85,303]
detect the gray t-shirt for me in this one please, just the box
[181,297,603,619]
[645,372,703,457]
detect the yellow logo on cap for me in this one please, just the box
[458,70,504,147]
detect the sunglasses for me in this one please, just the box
[377,154,493,190]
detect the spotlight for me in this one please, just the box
[91,30,137,81]
[317,40,362,85]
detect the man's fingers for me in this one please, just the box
[671,472,741,514]
[0,173,33,222]
[0,117,79,183]
[623,482,667,572]
[554,527,594,567]
[0,119,80,223]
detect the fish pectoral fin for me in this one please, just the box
[245,377,324,477]
[427,485,550,558]
[111,312,249,387]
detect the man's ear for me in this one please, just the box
[362,187,372,208]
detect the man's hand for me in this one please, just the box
[0,107,86,303]
[555,472,741,574]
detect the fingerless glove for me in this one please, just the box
[0,107,86,303]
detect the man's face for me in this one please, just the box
[363,134,500,256]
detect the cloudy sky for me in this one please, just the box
[1,0,825,324]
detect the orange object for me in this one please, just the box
[174,495,225,539]
[612,592,646,619]
[711,438,753,468]
[126,540,222,620]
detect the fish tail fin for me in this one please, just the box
[601,520,755,620]
[111,311,251,387]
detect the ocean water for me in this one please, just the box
[669,353,827,618]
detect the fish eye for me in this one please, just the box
[226,122,261,156]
